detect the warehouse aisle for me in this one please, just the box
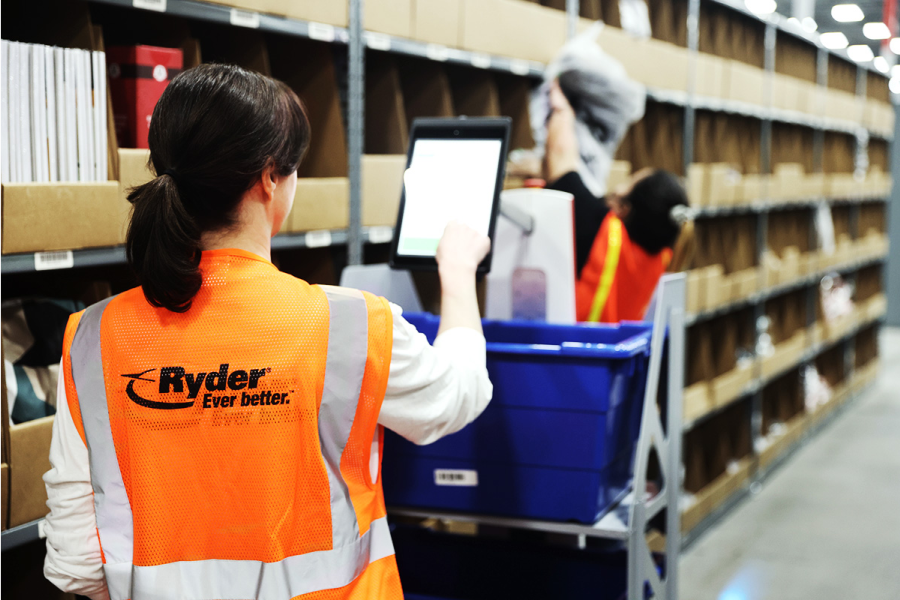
[680,328,900,600]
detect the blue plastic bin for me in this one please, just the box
[383,313,653,523]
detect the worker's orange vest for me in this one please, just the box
[575,214,670,323]
[61,249,402,600]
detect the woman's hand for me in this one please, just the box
[544,80,580,184]
[436,221,491,280]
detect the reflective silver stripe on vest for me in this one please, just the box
[69,296,135,566]
[320,286,369,548]
[103,515,395,600]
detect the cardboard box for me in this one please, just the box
[711,364,753,408]
[362,155,406,227]
[286,178,349,233]
[1,462,7,531]
[825,89,863,124]
[707,164,740,206]
[686,269,706,313]
[413,0,461,47]
[725,61,766,106]
[740,174,763,204]
[607,161,631,191]
[207,0,348,25]
[761,333,805,379]
[367,0,413,38]
[773,163,804,201]
[2,183,123,254]
[684,382,712,423]
[686,164,707,206]
[695,53,726,99]
[704,265,725,310]
[599,28,689,92]
[461,0,566,63]
[117,148,153,238]
[107,45,184,149]
[8,416,54,528]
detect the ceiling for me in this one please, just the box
[775,0,895,56]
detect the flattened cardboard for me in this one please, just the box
[366,56,409,155]
[269,37,347,178]
[448,67,500,117]
[461,0,567,63]
[399,59,455,129]
[367,0,413,38]
[362,155,406,227]
[9,416,54,527]
[413,0,461,47]
[496,74,536,151]
[2,183,123,254]
[287,178,349,233]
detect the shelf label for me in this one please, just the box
[367,226,393,244]
[509,59,530,76]
[426,44,449,62]
[434,469,478,487]
[133,0,166,12]
[230,8,260,28]
[470,53,491,69]
[305,230,333,248]
[366,32,391,51]
[34,251,74,271]
[308,22,336,42]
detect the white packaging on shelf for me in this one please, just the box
[44,45,58,182]
[18,43,33,182]
[54,46,68,181]
[64,48,78,181]
[31,44,49,183]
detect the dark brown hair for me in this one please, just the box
[126,63,310,312]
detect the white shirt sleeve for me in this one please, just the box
[378,303,493,446]
[43,362,110,600]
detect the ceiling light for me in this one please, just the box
[891,37,900,54]
[820,32,850,49]
[847,45,875,62]
[745,0,776,15]
[831,4,865,22]
[891,64,900,77]
[802,17,818,32]
[863,22,891,40]
[890,77,900,94]
[874,56,890,72]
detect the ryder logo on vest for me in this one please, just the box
[122,363,291,410]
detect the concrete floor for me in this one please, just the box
[679,327,900,600]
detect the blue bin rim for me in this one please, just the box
[403,313,653,359]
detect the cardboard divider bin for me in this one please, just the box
[366,0,413,38]
[710,363,753,408]
[412,0,462,47]
[760,333,805,379]
[461,0,567,63]
[204,0,348,26]
[362,155,406,228]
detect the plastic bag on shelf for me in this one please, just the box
[531,22,646,197]
[820,274,854,322]
[803,364,832,412]
[815,202,836,256]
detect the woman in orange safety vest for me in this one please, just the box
[43,64,494,600]
[544,82,694,323]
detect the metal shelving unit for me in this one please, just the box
[1,518,44,552]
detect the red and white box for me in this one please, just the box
[107,45,183,148]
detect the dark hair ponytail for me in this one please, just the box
[126,63,310,312]
[622,169,689,256]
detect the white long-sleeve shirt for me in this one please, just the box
[43,303,492,599]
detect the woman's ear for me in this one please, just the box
[260,161,277,202]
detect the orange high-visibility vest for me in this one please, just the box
[61,249,401,600]
[575,214,671,323]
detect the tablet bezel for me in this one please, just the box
[388,117,511,273]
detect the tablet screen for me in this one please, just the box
[395,138,504,257]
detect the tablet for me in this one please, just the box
[389,117,511,273]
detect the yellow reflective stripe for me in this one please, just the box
[587,217,623,322]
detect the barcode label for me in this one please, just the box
[470,53,491,69]
[426,44,449,62]
[133,0,166,12]
[434,469,478,487]
[230,8,260,28]
[366,32,392,51]
[34,250,74,271]
[304,230,333,248]
[308,22,336,42]
[509,59,530,76]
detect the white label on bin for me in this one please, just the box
[308,23,336,42]
[367,226,393,244]
[304,230,333,248]
[34,251,74,271]
[434,469,478,487]
[426,44,449,62]
[509,59,530,76]
[366,32,392,51]
[134,0,166,12]
[230,8,260,28]
[470,53,491,69]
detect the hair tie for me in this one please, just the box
[162,168,178,182]
[670,204,695,226]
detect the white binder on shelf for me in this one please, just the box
[45,45,58,182]
[64,48,78,181]
[54,46,68,181]
[92,51,107,181]
[2,40,9,184]
[74,48,89,181]
[31,44,49,182]
[83,49,95,182]
[18,43,33,182]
